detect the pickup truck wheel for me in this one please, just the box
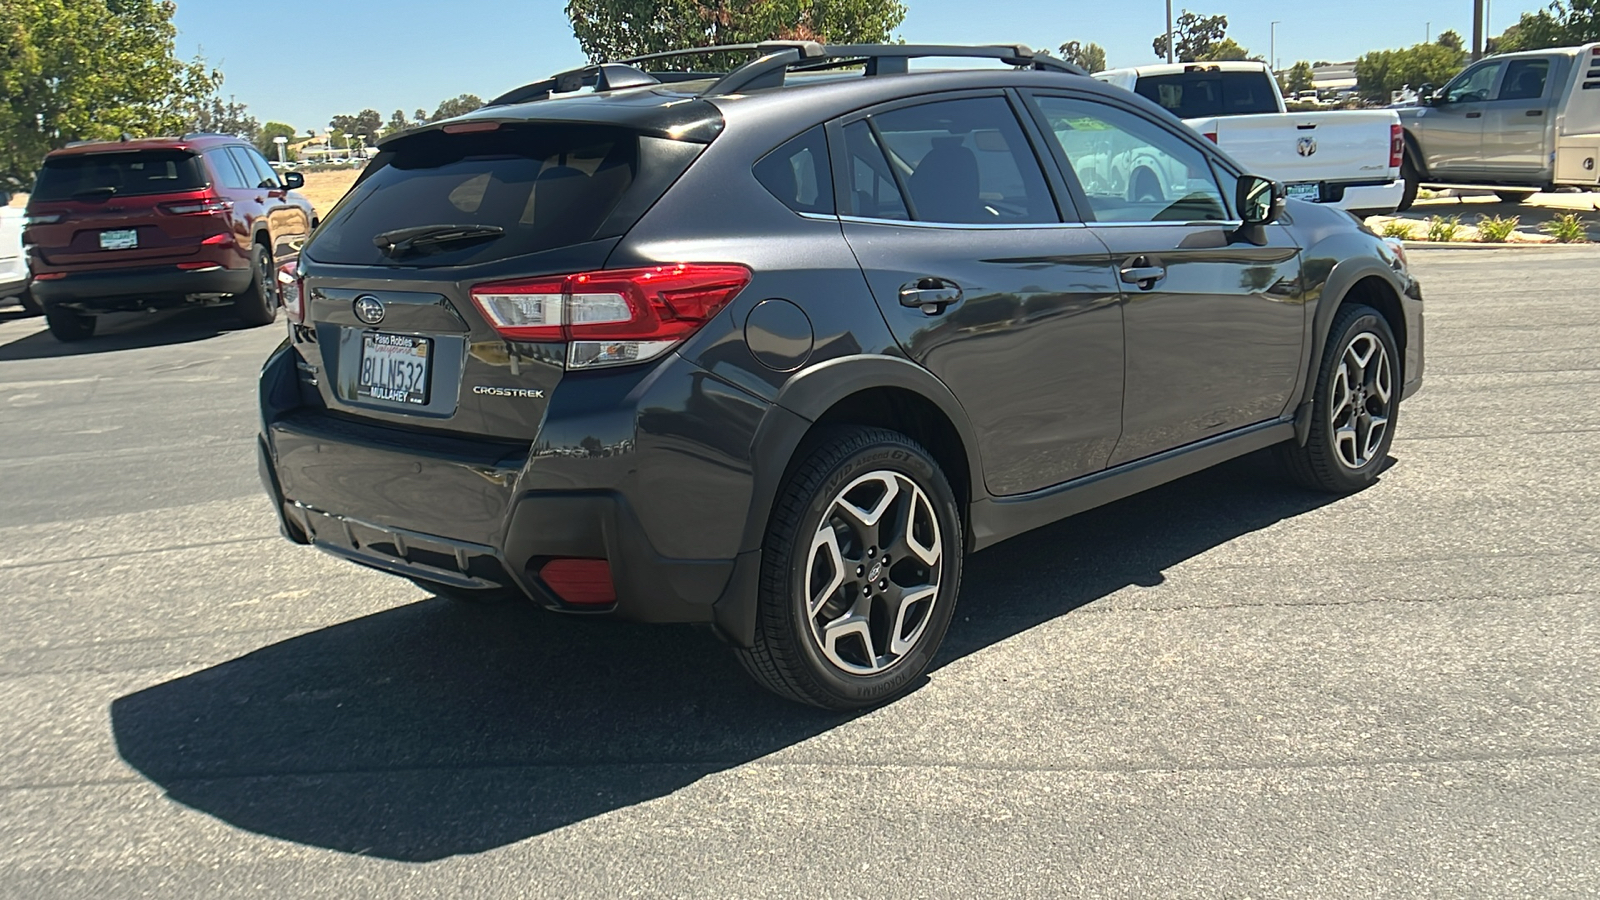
[1494,189,1537,204]
[1277,303,1400,493]
[44,303,95,342]
[233,244,279,327]
[1398,158,1421,212]
[1129,168,1164,204]
[735,426,963,710]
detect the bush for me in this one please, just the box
[1539,213,1590,243]
[1476,214,1520,243]
[1426,215,1461,242]
[1378,219,1415,239]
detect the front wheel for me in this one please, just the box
[736,427,964,709]
[1277,303,1400,493]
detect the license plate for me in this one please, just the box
[358,333,431,406]
[1286,182,1322,202]
[99,229,137,250]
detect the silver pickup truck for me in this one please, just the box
[1398,42,1600,209]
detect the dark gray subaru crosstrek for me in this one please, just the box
[258,42,1424,709]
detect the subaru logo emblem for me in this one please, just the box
[353,295,385,325]
[1296,137,1318,157]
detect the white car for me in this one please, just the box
[0,191,34,314]
[1096,62,1405,216]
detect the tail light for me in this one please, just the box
[277,262,305,323]
[539,559,615,606]
[1202,131,1218,143]
[471,263,752,369]
[160,196,232,215]
[1389,123,1404,169]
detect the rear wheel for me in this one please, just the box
[1277,303,1400,493]
[1129,168,1164,204]
[44,303,95,342]
[1397,157,1421,212]
[409,578,523,605]
[233,243,278,327]
[1494,189,1537,204]
[736,427,963,709]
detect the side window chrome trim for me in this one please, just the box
[832,213,1087,230]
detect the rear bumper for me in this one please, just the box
[1330,180,1404,215]
[0,270,26,298]
[30,263,252,310]
[257,343,769,631]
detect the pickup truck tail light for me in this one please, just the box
[1202,131,1218,143]
[278,263,305,324]
[471,263,752,370]
[1390,124,1404,169]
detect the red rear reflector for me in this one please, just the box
[33,272,66,281]
[200,232,232,246]
[277,262,305,323]
[1390,123,1405,169]
[471,264,752,369]
[441,121,502,134]
[176,262,222,271]
[539,559,615,606]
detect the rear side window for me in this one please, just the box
[754,127,832,214]
[229,146,279,188]
[307,124,659,267]
[205,149,250,189]
[1497,59,1550,101]
[31,151,207,201]
[1134,71,1280,117]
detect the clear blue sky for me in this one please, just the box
[174,0,1537,133]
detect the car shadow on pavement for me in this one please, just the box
[110,448,1350,862]
[0,306,246,361]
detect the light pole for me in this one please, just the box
[1270,21,1281,76]
[343,133,353,156]
[1166,0,1174,63]
[272,135,288,165]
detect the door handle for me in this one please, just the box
[899,279,962,314]
[1466,112,1483,119]
[1119,258,1167,290]
[1527,109,1544,116]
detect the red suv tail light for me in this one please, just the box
[1390,123,1404,169]
[278,263,305,323]
[160,196,232,215]
[470,263,752,369]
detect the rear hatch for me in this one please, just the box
[291,113,719,444]
[1199,111,1401,188]
[25,149,218,268]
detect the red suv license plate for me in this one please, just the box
[358,333,431,405]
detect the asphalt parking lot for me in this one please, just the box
[2,248,1597,898]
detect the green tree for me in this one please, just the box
[1057,40,1107,74]
[1495,1,1600,52]
[256,121,297,160]
[185,94,258,140]
[1354,41,1467,104]
[1153,9,1228,62]
[566,0,906,63]
[431,94,484,121]
[0,0,221,189]
[329,109,382,143]
[1286,60,1316,94]
[1436,29,1464,51]
[1197,37,1255,61]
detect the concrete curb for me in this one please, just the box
[1400,241,1599,251]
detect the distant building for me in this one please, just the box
[1311,62,1357,93]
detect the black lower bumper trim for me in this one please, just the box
[32,264,252,309]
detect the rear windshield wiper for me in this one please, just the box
[373,224,505,258]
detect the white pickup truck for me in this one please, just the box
[1095,62,1405,215]
[0,191,33,314]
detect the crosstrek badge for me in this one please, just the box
[472,386,545,398]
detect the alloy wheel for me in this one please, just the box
[1329,331,1393,470]
[802,470,942,676]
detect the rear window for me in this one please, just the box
[32,150,207,201]
[1134,71,1280,118]
[307,124,649,267]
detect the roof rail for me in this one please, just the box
[487,62,661,107]
[703,43,1082,96]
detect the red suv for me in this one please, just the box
[24,133,315,341]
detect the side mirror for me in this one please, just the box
[282,171,305,190]
[1418,84,1438,106]
[1237,174,1285,225]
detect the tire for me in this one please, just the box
[1397,156,1420,212]
[1277,303,1401,493]
[44,303,95,341]
[1129,168,1164,204]
[1494,189,1537,204]
[18,288,42,316]
[233,243,278,327]
[735,426,964,709]
[409,578,523,605]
